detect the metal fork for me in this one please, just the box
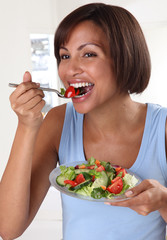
[8,83,66,98]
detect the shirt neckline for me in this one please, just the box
[79,103,151,171]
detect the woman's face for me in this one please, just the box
[58,20,119,114]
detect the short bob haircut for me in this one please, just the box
[54,3,151,94]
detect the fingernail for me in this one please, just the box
[104,202,111,205]
[125,190,133,197]
[36,83,40,87]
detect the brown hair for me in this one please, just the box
[54,3,151,94]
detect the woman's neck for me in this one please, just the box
[84,94,146,136]
[83,94,147,166]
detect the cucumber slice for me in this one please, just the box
[56,174,67,187]
[92,171,109,188]
[71,179,92,191]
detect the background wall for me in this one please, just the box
[0,0,167,239]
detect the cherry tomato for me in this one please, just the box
[64,86,80,98]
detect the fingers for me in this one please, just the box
[107,180,153,208]
[11,81,40,99]
[10,71,39,99]
[10,71,44,108]
[125,179,154,198]
[18,88,44,106]
[105,194,139,208]
[9,71,46,127]
[125,183,144,198]
[105,192,151,217]
[105,200,149,216]
[23,71,32,83]
[17,95,45,113]
[104,179,166,217]
[10,84,44,112]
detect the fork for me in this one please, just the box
[8,83,66,98]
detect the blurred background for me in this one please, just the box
[0,0,167,239]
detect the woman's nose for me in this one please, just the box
[66,58,83,77]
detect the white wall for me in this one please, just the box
[0,0,59,178]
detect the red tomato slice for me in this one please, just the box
[111,176,121,184]
[75,174,85,184]
[64,180,78,187]
[107,178,123,194]
[116,168,127,178]
[64,86,80,98]
[96,165,105,172]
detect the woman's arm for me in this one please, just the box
[0,123,45,239]
[25,105,65,228]
[106,179,167,220]
[0,72,61,239]
[0,121,58,239]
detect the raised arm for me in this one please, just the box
[0,72,58,239]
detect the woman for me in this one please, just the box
[0,3,167,240]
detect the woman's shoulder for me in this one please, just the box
[45,103,67,132]
[46,103,67,120]
[41,103,67,151]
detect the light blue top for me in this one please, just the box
[58,102,167,240]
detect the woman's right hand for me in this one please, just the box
[9,71,45,129]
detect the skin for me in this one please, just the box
[0,20,167,239]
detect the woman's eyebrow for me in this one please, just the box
[59,42,102,52]
[77,42,102,51]
[59,46,68,51]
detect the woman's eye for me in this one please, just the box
[60,54,70,60]
[84,52,97,58]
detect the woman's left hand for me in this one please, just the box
[106,179,167,217]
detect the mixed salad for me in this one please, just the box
[56,157,139,199]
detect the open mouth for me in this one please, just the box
[70,82,94,98]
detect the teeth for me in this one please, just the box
[70,82,92,88]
